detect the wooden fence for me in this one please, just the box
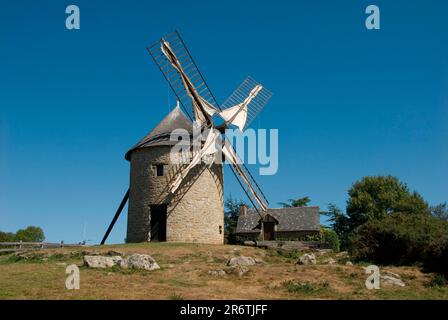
[0,241,86,253]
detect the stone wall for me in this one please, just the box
[126,146,224,244]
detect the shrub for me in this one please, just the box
[274,249,301,260]
[0,232,15,242]
[284,280,330,294]
[423,233,448,278]
[349,213,448,278]
[426,274,448,288]
[320,228,340,252]
[168,293,184,300]
[12,226,45,242]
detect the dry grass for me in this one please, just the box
[0,243,447,300]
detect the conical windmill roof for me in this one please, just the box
[125,106,193,161]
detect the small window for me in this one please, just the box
[156,164,164,177]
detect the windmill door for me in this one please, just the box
[150,205,167,242]
[263,222,275,241]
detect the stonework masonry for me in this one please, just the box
[126,145,224,244]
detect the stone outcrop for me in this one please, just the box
[381,271,405,287]
[83,255,123,268]
[83,254,159,271]
[208,270,226,277]
[227,256,256,266]
[122,254,160,271]
[226,265,249,277]
[297,253,317,265]
[322,257,336,265]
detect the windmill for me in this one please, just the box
[101,30,272,244]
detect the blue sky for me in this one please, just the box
[0,0,447,244]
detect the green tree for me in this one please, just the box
[14,226,45,242]
[320,227,340,252]
[279,196,311,208]
[0,232,15,242]
[346,176,429,232]
[324,203,351,249]
[224,196,246,244]
[349,212,448,278]
[431,202,448,221]
[324,176,429,250]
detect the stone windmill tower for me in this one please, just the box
[100,31,272,245]
[124,105,224,244]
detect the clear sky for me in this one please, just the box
[1,0,447,244]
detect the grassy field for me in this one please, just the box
[0,242,447,300]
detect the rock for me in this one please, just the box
[227,265,249,277]
[243,241,256,247]
[125,254,160,271]
[316,249,333,256]
[227,256,256,266]
[205,251,214,262]
[345,261,353,266]
[381,275,405,287]
[208,270,226,277]
[105,250,124,257]
[83,255,122,268]
[383,270,401,279]
[81,250,95,256]
[336,251,348,258]
[117,258,128,269]
[297,253,317,265]
[83,253,160,271]
[254,258,266,264]
[322,258,336,265]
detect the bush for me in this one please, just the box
[0,232,15,242]
[423,233,448,278]
[284,280,330,294]
[274,249,301,260]
[321,228,340,252]
[426,274,448,288]
[349,213,448,278]
[14,226,45,242]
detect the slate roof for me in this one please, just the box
[235,206,320,233]
[125,106,193,161]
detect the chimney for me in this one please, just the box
[239,204,247,216]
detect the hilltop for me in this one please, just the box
[1,243,447,300]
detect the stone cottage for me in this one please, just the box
[235,205,321,241]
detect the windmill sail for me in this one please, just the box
[222,140,268,213]
[219,85,263,131]
[160,40,218,126]
[168,129,221,193]
[148,31,270,217]
[221,77,272,130]
[147,31,221,125]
